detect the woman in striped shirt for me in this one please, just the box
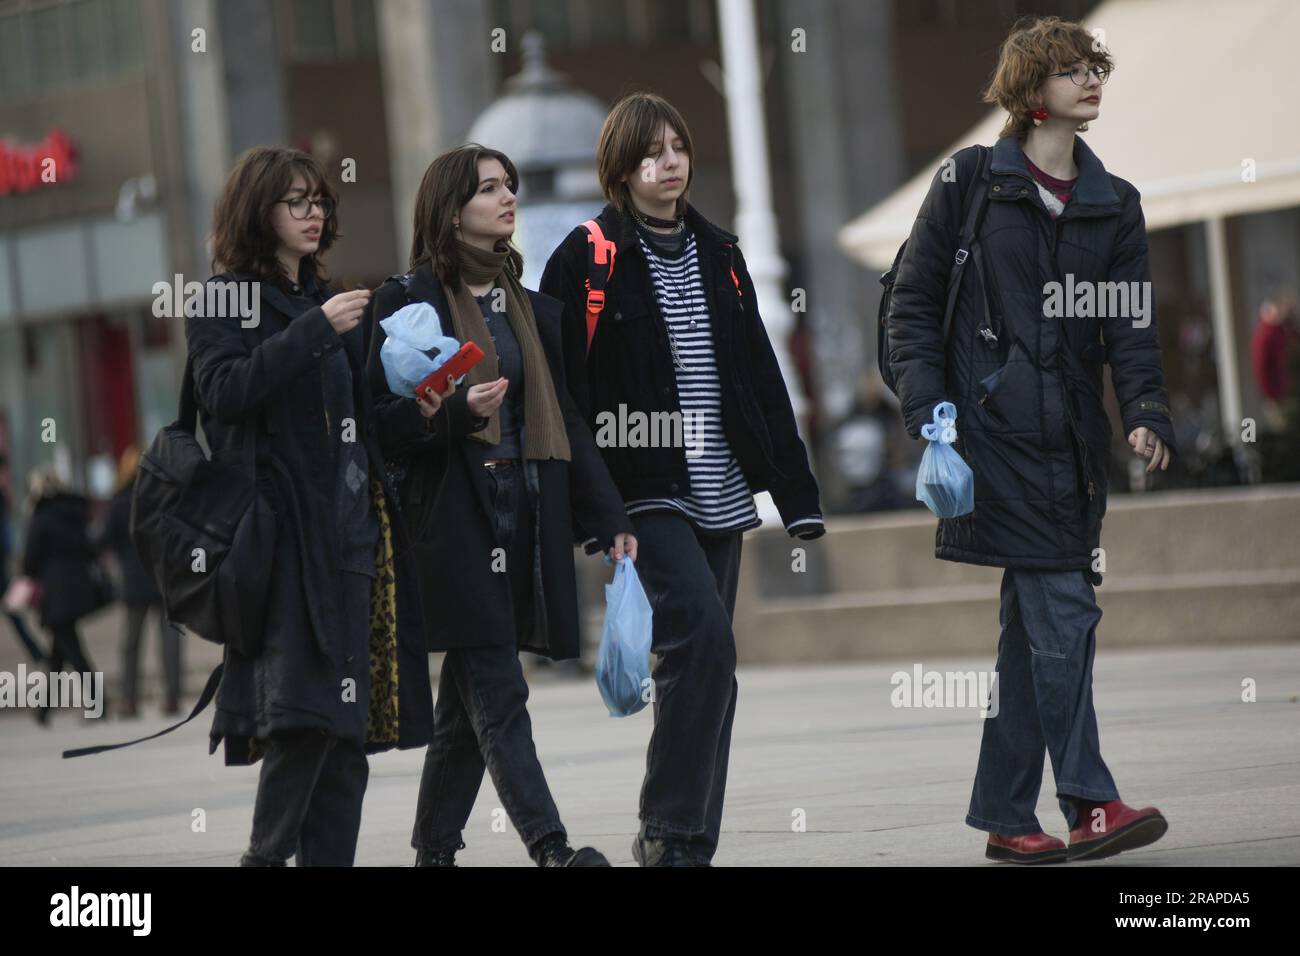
[542,92,824,866]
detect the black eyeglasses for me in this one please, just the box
[278,196,335,220]
[1050,63,1110,86]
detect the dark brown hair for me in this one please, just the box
[210,146,338,286]
[597,92,694,216]
[408,144,523,288]
[983,16,1114,139]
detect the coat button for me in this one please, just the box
[669,482,680,493]
[661,386,671,396]
[311,349,321,358]
[613,311,623,321]
[992,185,1001,192]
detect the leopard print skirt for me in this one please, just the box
[367,478,400,747]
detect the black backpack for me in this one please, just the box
[129,359,277,657]
[877,145,991,395]
[64,359,277,758]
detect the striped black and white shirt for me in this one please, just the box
[623,228,762,533]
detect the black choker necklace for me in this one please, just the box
[631,205,684,232]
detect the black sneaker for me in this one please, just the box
[632,835,699,867]
[415,841,464,867]
[532,833,610,867]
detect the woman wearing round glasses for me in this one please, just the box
[186,146,437,865]
[887,16,1175,864]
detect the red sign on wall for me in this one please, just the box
[0,128,78,197]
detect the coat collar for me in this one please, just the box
[596,201,738,255]
[990,134,1120,215]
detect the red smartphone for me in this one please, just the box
[416,341,485,399]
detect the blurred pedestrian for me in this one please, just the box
[96,445,182,718]
[1,453,46,664]
[1250,295,1298,432]
[22,466,106,724]
[888,16,1172,863]
[369,144,634,867]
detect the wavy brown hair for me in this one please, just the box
[983,16,1114,139]
[408,144,523,288]
[210,146,338,286]
[597,92,694,216]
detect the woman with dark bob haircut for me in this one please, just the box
[187,145,437,866]
[888,16,1174,864]
[366,144,635,867]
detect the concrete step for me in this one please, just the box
[738,567,1300,664]
[745,485,1300,598]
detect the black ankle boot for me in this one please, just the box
[415,841,464,867]
[532,833,610,867]
[632,834,698,867]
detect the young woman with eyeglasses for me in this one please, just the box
[887,16,1174,864]
[186,145,437,865]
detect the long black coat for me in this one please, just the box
[539,202,823,533]
[366,264,632,661]
[23,492,100,628]
[889,135,1177,573]
[185,272,432,764]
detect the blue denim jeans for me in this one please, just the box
[966,568,1120,835]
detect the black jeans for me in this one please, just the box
[411,460,565,858]
[628,510,742,863]
[242,729,369,866]
[122,603,182,706]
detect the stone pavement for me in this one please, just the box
[1,644,1296,866]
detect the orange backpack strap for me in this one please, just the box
[581,219,617,353]
[722,244,743,298]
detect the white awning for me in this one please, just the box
[838,0,1300,269]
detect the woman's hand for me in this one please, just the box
[321,289,370,335]
[467,378,509,417]
[608,533,638,563]
[1128,427,1170,473]
[414,379,456,419]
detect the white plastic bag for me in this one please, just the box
[595,557,653,717]
[378,302,465,399]
[915,401,974,518]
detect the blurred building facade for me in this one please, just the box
[4,0,1290,539]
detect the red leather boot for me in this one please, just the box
[1068,800,1167,861]
[985,830,1068,864]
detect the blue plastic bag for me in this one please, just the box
[378,301,466,399]
[915,401,974,518]
[595,557,653,717]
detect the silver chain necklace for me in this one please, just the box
[641,232,699,371]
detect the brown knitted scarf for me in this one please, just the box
[441,241,570,461]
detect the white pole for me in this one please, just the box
[1204,215,1242,444]
[716,0,805,527]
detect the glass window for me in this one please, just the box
[650,0,689,42]
[292,0,338,59]
[351,0,378,56]
[106,0,144,71]
[0,12,33,101]
[34,5,69,89]
[67,0,107,82]
[586,0,627,44]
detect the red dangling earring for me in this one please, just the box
[1031,108,1048,126]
